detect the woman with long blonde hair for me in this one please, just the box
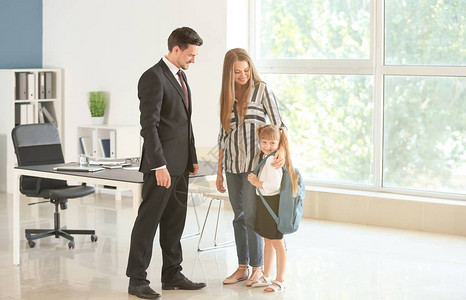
[216,48,286,286]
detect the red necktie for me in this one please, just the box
[177,70,189,107]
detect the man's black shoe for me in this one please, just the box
[128,284,161,299]
[162,277,206,290]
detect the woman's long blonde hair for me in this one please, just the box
[220,48,262,131]
[257,125,299,196]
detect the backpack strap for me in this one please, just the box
[252,151,279,225]
[252,152,276,175]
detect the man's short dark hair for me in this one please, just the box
[168,27,203,51]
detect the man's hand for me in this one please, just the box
[271,147,286,169]
[189,163,199,175]
[155,168,171,188]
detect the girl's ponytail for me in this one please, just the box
[279,128,299,197]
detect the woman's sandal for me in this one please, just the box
[251,275,272,288]
[223,266,249,284]
[264,280,285,292]
[246,268,264,286]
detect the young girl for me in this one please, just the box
[247,125,299,292]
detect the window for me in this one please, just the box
[384,76,466,194]
[385,0,466,66]
[251,0,466,197]
[257,0,371,59]
[263,74,373,185]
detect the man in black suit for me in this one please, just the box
[126,27,205,299]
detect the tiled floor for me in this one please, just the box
[1,190,466,299]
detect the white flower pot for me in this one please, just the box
[91,117,104,125]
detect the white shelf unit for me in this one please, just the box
[0,68,63,193]
[77,125,141,159]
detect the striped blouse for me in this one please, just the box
[218,82,285,174]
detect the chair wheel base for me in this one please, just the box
[25,228,96,249]
[68,241,75,249]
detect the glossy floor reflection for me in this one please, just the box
[1,191,466,299]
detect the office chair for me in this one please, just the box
[11,123,97,249]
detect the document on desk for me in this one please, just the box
[102,165,123,169]
[89,159,129,166]
[89,160,126,165]
[54,166,105,172]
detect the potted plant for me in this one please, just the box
[89,91,107,125]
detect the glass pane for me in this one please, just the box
[262,74,373,184]
[257,0,371,59]
[384,76,466,193]
[385,0,466,66]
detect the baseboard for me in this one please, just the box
[303,187,466,236]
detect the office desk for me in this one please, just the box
[12,161,217,265]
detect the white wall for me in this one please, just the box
[40,1,466,237]
[43,0,227,161]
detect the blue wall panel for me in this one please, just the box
[0,0,42,69]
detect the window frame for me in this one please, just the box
[249,0,466,200]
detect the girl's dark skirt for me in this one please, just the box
[254,194,283,240]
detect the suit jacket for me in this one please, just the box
[138,59,197,176]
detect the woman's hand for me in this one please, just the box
[216,174,226,193]
[217,149,226,193]
[271,147,286,169]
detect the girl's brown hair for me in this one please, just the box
[257,125,299,196]
[219,48,262,131]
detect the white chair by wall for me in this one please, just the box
[181,184,204,240]
[196,186,235,251]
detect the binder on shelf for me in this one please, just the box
[20,104,28,124]
[45,72,53,99]
[15,104,21,126]
[38,104,45,123]
[99,138,111,158]
[18,104,34,124]
[38,72,46,99]
[79,136,91,155]
[27,73,35,99]
[79,137,85,154]
[110,130,116,158]
[27,104,34,124]
[15,72,28,100]
[41,105,57,127]
[91,130,98,156]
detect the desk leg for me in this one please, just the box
[131,184,143,219]
[115,188,122,201]
[114,187,122,210]
[12,170,21,265]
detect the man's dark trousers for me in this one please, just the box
[126,171,189,285]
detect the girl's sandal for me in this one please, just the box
[251,275,272,288]
[223,266,249,284]
[264,280,285,293]
[246,268,263,286]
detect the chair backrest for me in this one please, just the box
[11,124,67,194]
[12,123,64,166]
